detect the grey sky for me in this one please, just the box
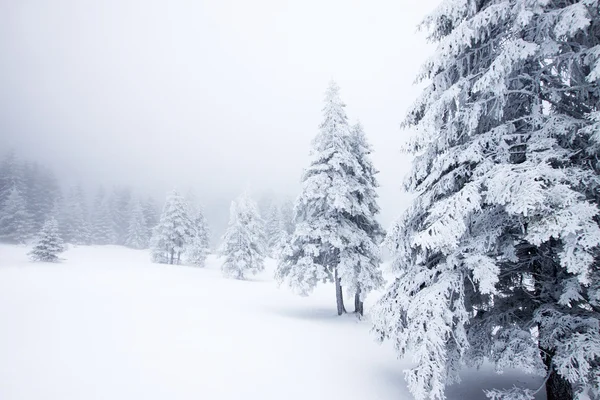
[0,0,437,230]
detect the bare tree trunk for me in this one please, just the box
[542,349,573,400]
[176,251,181,265]
[354,287,363,316]
[334,267,346,316]
[169,248,174,265]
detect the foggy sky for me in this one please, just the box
[0,0,437,230]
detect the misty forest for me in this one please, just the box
[1,1,600,400]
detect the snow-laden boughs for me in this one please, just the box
[150,190,193,264]
[219,193,266,279]
[276,81,384,315]
[28,217,65,262]
[373,1,600,400]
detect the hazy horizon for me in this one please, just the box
[0,0,438,231]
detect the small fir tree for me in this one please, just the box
[219,193,266,279]
[150,190,192,264]
[28,217,65,262]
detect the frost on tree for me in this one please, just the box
[125,199,149,249]
[186,203,210,267]
[28,217,65,262]
[0,185,32,243]
[219,193,266,280]
[150,190,192,264]
[275,81,384,316]
[372,2,600,400]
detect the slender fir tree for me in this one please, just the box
[276,81,383,315]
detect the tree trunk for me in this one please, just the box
[334,267,346,316]
[354,287,363,316]
[169,248,175,265]
[542,348,573,400]
[176,251,181,265]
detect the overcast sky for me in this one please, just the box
[0,0,437,230]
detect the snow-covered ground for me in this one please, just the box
[0,244,543,399]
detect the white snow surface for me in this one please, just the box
[0,244,543,399]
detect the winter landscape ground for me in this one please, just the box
[0,244,544,400]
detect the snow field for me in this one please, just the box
[0,244,543,399]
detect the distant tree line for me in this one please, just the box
[0,150,160,249]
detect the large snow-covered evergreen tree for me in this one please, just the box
[219,193,266,279]
[150,190,192,264]
[0,185,32,243]
[125,199,149,249]
[275,81,384,315]
[28,217,65,262]
[373,2,600,400]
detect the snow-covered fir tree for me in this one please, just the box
[275,81,384,315]
[373,2,600,400]
[186,204,210,267]
[28,217,65,262]
[91,187,117,245]
[0,185,32,243]
[219,193,266,279]
[60,185,91,245]
[125,199,149,249]
[150,190,192,264]
[264,203,283,256]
